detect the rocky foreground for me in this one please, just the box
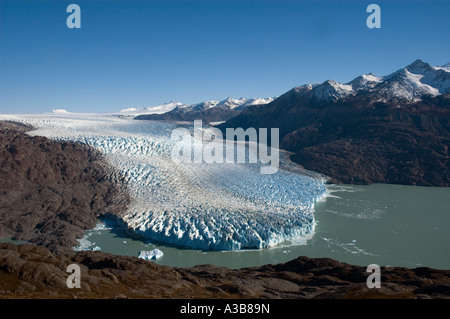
[1,243,450,299]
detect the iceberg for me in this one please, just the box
[138,249,164,260]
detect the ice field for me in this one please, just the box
[1,113,327,250]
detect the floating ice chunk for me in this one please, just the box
[73,236,92,251]
[138,249,164,260]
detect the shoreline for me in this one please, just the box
[2,242,450,299]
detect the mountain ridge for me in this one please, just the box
[284,59,450,105]
[133,97,274,123]
[218,60,450,186]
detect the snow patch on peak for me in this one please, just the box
[293,84,316,94]
[348,73,384,91]
[401,69,440,96]
[243,97,275,106]
[361,73,383,83]
[432,62,450,73]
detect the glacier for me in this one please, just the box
[0,113,327,250]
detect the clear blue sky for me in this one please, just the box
[0,0,449,113]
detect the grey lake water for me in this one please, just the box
[75,183,450,270]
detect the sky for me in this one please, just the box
[0,0,449,113]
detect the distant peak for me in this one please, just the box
[323,79,338,85]
[409,59,427,66]
[442,62,450,71]
[411,59,426,64]
[311,79,353,102]
[406,59,433,72]
[52,108,69,114]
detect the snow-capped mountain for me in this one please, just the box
[310,80,353,102]
[177,100,219,111]
[172,97,274,112]
[219,59,450,187]
[291,60,450,104]
[348,73,384,91]
[135,97,274,123]
[377,60,450,101]
[119,101,184,116]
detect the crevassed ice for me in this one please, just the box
[4,114,327,250]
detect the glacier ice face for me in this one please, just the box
[0,113,327,250]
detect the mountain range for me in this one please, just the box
[133,97,274,123]
[297,59,450,103]
[217,60,450,186]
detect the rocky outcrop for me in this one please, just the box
[1,243,449,299]
[0,121,129,254]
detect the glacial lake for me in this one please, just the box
[76,183,450,270]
